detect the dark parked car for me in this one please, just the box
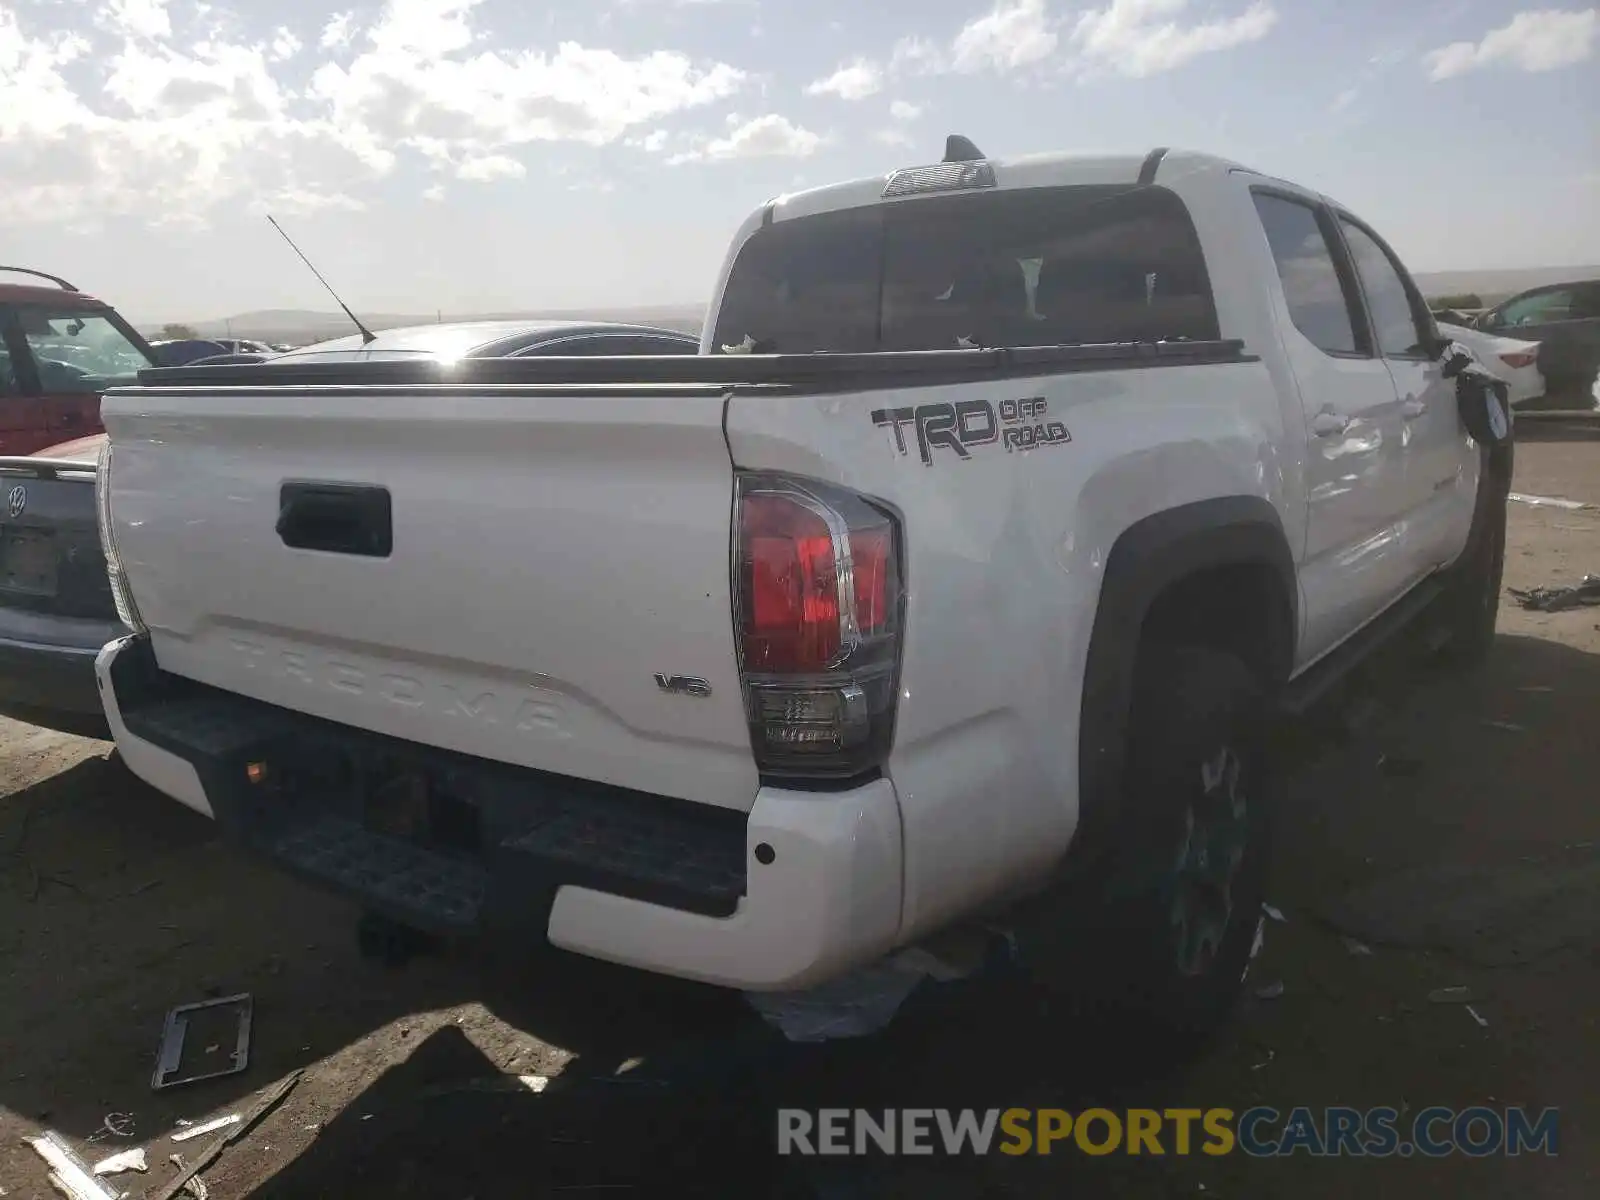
[1473,279,1600,399]
[0,319,701,738]
[0,437,122,737]
[148,338,231,366]
[269,319,701,362]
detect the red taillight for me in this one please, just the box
[1499,351,1537,369]
[735,474,903,778]
[742,495,841,671]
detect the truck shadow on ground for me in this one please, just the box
[2,630,1596,1197]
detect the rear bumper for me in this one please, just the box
[96,634,905,991]
[0,609,123,735]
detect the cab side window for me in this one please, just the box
[1251,193,1363,356]
[1338,219,1430,359]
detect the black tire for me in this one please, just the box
[1022,645,1271,1059]
[1437,468,1508,669]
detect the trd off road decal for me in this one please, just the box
[871,397,1071,465]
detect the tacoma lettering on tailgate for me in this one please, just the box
[227,635,568,735]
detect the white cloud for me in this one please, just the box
[101,0,172,41]
[1071,0,1278,78]
[1423,8,1597,80]
[889,99,923,120]
[951,0,1059,73]
[668,114,824,164]
[455,154,526,181]
[269,28,302,63]
[0,0,750,226]
[861,0,1275,96]
[320,12,355,50]
[1331,85,1358,111]
[805,58,884,100]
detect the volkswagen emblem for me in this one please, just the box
[6,485,24,519]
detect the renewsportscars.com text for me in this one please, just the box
[777,1106,1559,1158]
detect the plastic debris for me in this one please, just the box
[1249,917,1265,962]
[1507,492,1594,511]
[171,1114,240,1143]
[25,1134,120,1200]
[1262,903,1287,924]
[1254,980,1285,1000]
[1509,575,1600,612]
[1250,1049,1275,1071]
[1482,720,1526,732]
[1342,936,1374,956]
[92,1147,148,1175]
[1465,1005,1489,1028]
[1429,986,1474,1004]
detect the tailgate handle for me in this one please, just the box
[277,483,392,558]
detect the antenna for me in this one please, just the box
[943,134,985,163]
[265,215,376,345]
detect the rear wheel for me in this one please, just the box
[1021,645,1272,1059]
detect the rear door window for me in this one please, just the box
[1337,218,1431,359]
[1251,193,1363,357]
[712,184,1219,354]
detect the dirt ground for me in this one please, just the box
[3,425,1598,1199]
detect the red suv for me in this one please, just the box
[0,266,157,454]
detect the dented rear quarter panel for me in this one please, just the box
[725,353,1291,940]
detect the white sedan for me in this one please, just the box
[1438,320,1545,409]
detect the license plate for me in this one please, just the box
[0,529,57,596]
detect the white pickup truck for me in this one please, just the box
[94,142,1512,1048]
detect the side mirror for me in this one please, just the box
[1440,343,1475,380]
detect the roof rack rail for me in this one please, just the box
[0,266,79,291]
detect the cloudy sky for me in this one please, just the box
[1,0,1595,322]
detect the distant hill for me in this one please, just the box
[145,265,1599,345]
[1413,265,1599,307]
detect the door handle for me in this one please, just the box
[1401,398,1427,419]
[1311,411,1351,438]
[277,482,393,557]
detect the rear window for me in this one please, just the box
[711,184,1220,354]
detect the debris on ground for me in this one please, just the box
[1508,574,1600,612]
[1428,986,1474,1004]
[1261,903,1287,924]
[1250,1049,1275,1071]
[1342,936,1374,956]
[85,1112,136,1143]
[148,1069,303,1200]
[744,936,1005,1042]
[1254,980,1285,1000]
[1482,720,1526,732]
[170,1114,241,1143]
[166,1156,209,1199]
[1465,1005,1489,1028]
[1508,492,1596,511]
[151,993,253,1091]
[91,1146,148,1175]
[24,1133,120,1200]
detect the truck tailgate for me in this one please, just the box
[102,385,760,811]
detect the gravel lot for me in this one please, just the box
[2,425,1597,1198]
